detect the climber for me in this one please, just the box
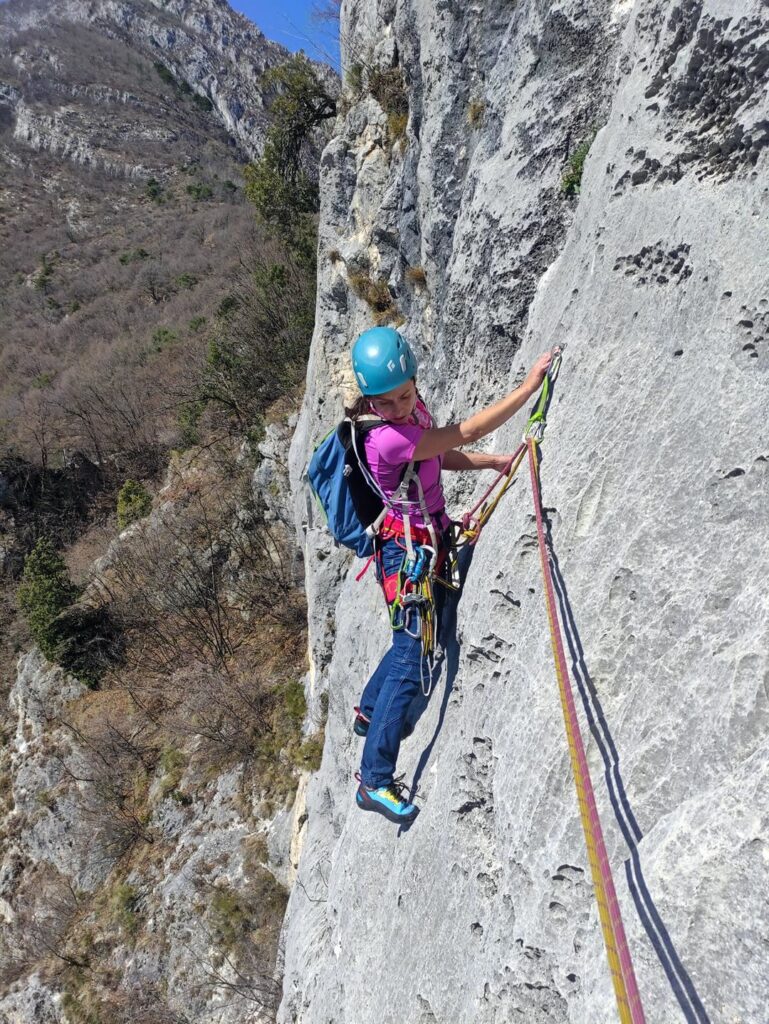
[350,326,552,824]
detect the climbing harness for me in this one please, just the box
[523,350,646,1024]
[380,522,440,697]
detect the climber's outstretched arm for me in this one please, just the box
[412,352,552,462]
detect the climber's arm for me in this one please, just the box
[442,450,512,471]
[412,352,551,462]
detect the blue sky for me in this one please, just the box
[230,1,341,70]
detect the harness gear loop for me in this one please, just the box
[528,436,645,1024]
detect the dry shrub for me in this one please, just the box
[0,864,86,986]
[55,690,159,864]
[368,65,409,144]
[347,271,400,325]
[405,265,427,288]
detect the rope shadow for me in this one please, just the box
[541,496,711,1024]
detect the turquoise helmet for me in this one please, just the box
[351,327,418,395]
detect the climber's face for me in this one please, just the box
[369,379,417,424]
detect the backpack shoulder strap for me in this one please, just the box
[346,417,434,554]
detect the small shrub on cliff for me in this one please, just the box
[177,400,204,447]
[561,131,597,196]
[107,882,142,938]
[405,265,427,288]
[117,480,152,530]
[145,177,162,202]
[17,539,115,686]
[369,65,409,144]
[186,181,213,201]
[17,538,78,661]
[346,62,363,96]
[348,270,400,324]
[467,98,486,128]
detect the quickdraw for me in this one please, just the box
[383,536,439,696]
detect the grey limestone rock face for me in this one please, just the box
[283,1,769,1022]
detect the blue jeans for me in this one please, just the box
[359,535,448,789]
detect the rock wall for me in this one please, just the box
[284,1,769,1022]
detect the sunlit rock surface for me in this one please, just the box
[284,1,769,1021]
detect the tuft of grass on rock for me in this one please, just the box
[467,98,485,128]
[561,131,597,197]
[348,271,400,325]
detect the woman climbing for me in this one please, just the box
[349,326,552,824]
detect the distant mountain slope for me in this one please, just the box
[0,0,335,481]
[0,0,300,159]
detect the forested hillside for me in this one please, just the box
[0,2,337,1019]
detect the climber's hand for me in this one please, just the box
[523,352,553,395]
[491,453,518,472]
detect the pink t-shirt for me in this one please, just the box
[363,398,445,528]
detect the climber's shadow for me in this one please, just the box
[405,541,475,805]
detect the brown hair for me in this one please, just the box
[344,394,372,420]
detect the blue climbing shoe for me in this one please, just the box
[356,781,419,824]
[353,706,370,737]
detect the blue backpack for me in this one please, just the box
[308,418,415,557]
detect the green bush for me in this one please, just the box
[244,55,336,242]
[177,400,204,448]
[153,61,175,86]
[32,371,56,389]
[186,182,213,201]
[561,131,597,196]
[346,62,363,96]
[149,327,177,353]
[175,272,198,290]
[145,177,162,202]
[117,479,152,530]
[34,253,56,291]
[297,733,323,771]
[17,538,79,662]
[119,248,150,265]
[192,92,213,112]
[108,882,141,937]
[46,603,118,688]
[158,747,188,799]
[283,679,307,727]
[216,295,240,320]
